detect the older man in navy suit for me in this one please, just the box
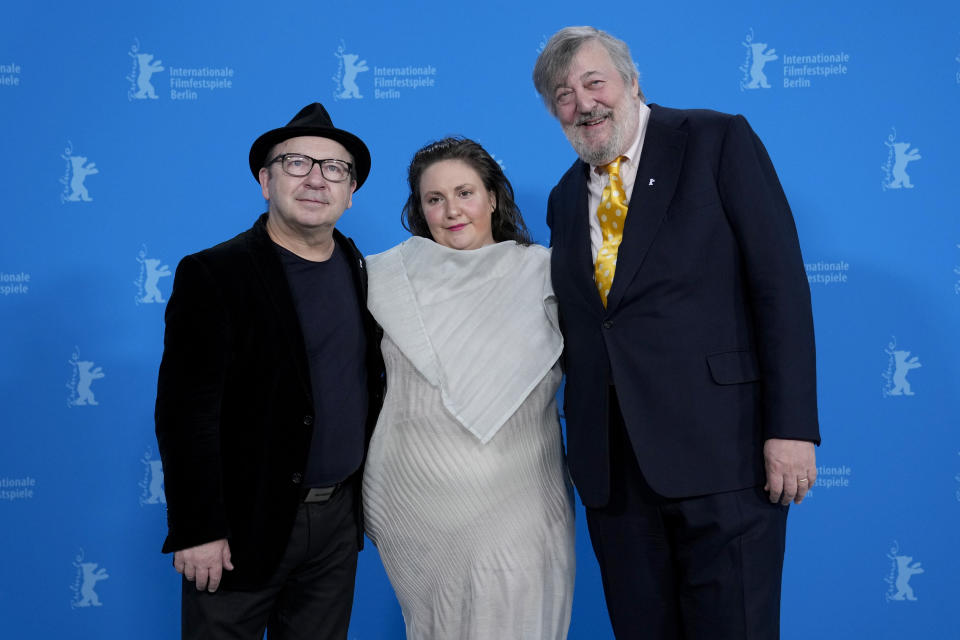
[534,27,820,639]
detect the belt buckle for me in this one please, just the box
[303,485,337,503]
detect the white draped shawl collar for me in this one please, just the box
[366,237,563,443]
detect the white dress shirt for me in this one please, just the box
[587,101,651,262]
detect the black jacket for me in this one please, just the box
[155,213,384,589]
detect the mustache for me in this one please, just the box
[575,109,613,126]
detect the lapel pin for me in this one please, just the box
[648,178,656,186]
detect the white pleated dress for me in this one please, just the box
[363,238,575,640]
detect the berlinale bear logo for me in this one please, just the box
[135,246,172,304]
[882,128,921,190]
[67,347,105,407]
[882,337,921,397]
[333,40,369,100]
[127,39,165,101]
[739,29,777,91]
[885,541,924,602]
[60,142,98,203]
[140,449,166,506]
[71,550,109,608]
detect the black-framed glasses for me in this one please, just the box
[268,153,353,182]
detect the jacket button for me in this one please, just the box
[603,321,613,329]
[302,415,313,426]
[291,472,302,484]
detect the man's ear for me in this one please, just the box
[258,166,271,200]
[345,180,356,210]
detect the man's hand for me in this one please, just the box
[763,439,817,505]
[173,538,234,592]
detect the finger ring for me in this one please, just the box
[798,478,808,484]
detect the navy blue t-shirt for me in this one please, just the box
[276,242,367,486]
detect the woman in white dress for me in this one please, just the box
[362,137,575,640]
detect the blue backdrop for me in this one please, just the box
[1,1,958,637]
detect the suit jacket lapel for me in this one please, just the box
[560,161,603,310]
[246,214,312,399]
[606,106,687,311]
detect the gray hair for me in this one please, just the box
[533,26,643,116]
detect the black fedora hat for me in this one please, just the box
[248,102,371,189]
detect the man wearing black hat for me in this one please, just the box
[155,103,384,639]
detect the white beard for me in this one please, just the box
[563,100,640,167]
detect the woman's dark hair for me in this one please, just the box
[401,137,532,245]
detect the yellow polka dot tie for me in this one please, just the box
[595,156,628,306]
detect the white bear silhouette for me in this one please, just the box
[73,361,105,406]
[886,142,921,189]
[76,562,109,607]
[338,53,369,99]
[65,156,98,202]
[889,350,921,396]
[141,258,171,303]
[134,53,164,99]
[746,42,777,89]
[889,555,923,601]
[145,460,165,504]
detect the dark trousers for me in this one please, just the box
[586,391,788,640]
[182,482,359,640]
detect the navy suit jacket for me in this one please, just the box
[547,104,820,507]
[155,213,384,589]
